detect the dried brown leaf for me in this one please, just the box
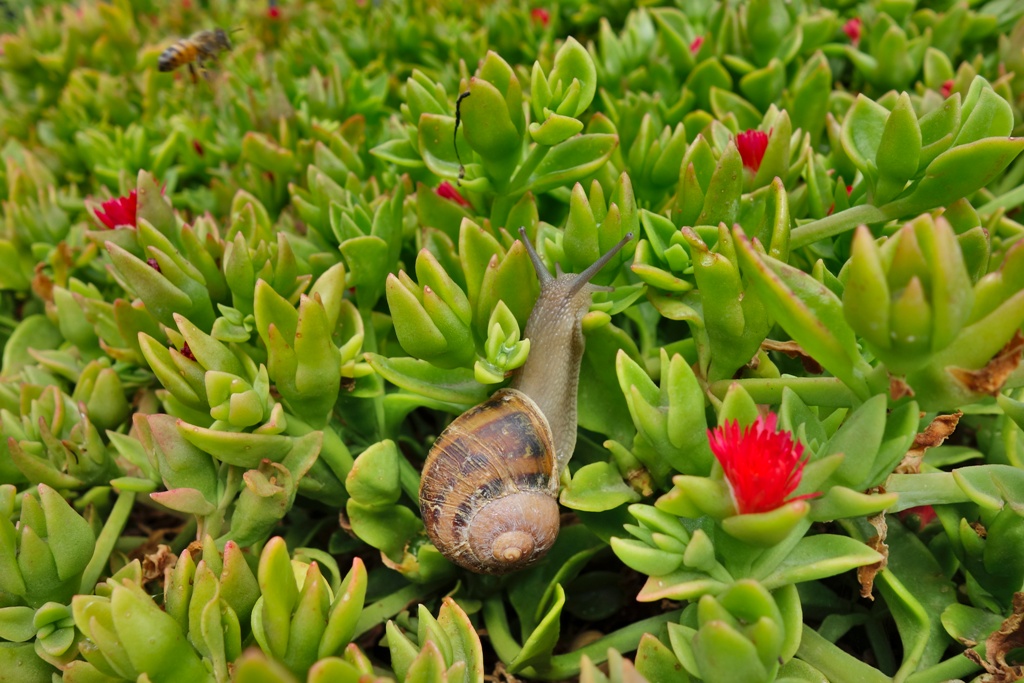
[889,375,915,401]
[964,592,1024,682]
[949,330,1024,396]
[858,512,889,601]
[32,265,54,305]
[380,544,418,575]
[338,510,354,534]
[761,339,824,374]
[142,544,177,584]
[625,467,655,498]
[486,661,522,683]
[31,242,74,305]
[124,506,186,572]
[896,411,962,474]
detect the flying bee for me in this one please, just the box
[158,27,239,81]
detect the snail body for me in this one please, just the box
[420,228,633,575]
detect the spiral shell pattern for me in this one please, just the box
[419,388,561,574]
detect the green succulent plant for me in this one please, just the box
[3,0,1024,681]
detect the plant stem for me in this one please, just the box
[360,306,387,440]
[286,417,354,483]
[508,143,550,195]
[790,204,889,249]
[904,650,982,683]
[397,456,421,503]
[491,143,551,226]
[876,573,928,682]
[483,595,684,682]
[537,609,683,680]
[490,194,520,230]
[170,516,198,554]
[482,596,523,666]
[79,489,136,594]
[976,182,1024,215]
[206,465,242,542]
[796,624,892,683]
[707,376,862,407]
[353,581,444,637]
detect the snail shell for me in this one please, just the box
[419,388,560,574]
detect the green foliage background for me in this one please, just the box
[3,0,1024,681]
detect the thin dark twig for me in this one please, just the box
[454,90,471,182]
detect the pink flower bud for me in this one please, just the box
[843,17,862,45]
[736,129,769,172]
[437,181,471,207]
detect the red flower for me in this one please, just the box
[268,0,281,19]
[708,413,815,515]
[531,8,550,26]
[898,505,937,531]
[843,17,862,45]
[689,36,704,54]
[146,257,161,272]
[736,129,769,173]
[94,190,139,229]
[437,181,471,207]
[940,80,954,98]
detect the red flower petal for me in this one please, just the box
[689,36,704,54]
[531,8,550,26]
[736,129,769,173]
[708,413,815,515]
[437,180,471,207]
[843,17,862,45]
[268,1,281,19]
[940,80,954,99]
[94,190,139,229]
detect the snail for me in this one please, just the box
[419,227,634,575]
